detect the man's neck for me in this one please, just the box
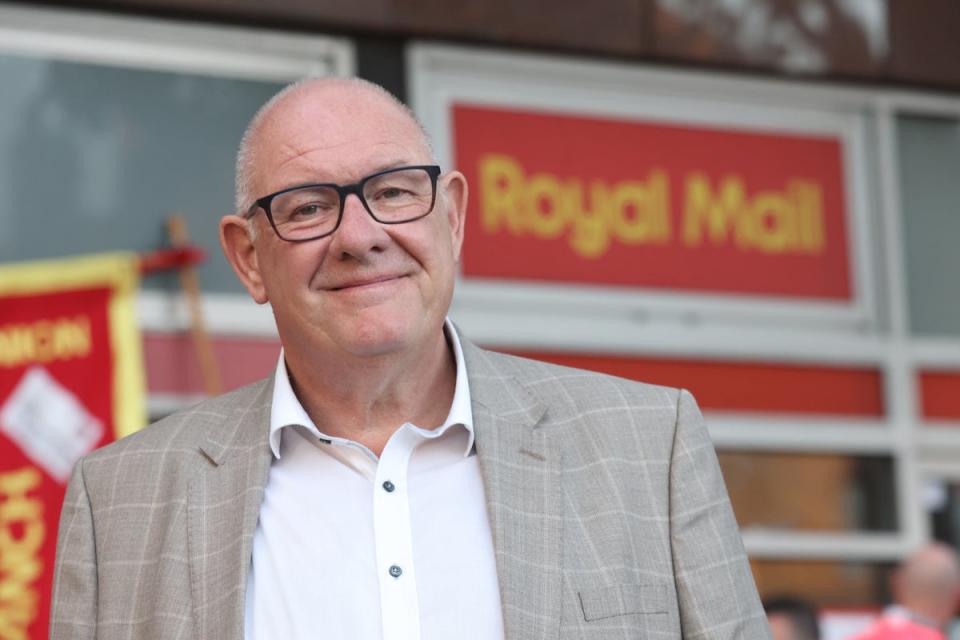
[282,331,457,456]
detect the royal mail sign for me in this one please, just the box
[454,103,853,301]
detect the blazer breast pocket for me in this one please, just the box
[577,583,669,622]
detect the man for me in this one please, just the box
[849,543,960,640]
[50,77,770,639]
[764,597,820,640]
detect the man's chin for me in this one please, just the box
[339,337,406,359]
[333,321,417,359]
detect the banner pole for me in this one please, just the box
[166,214,223,396]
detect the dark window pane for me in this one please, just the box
[898,114,960,337]
[931,480,960,550]
[0,53,284,292]
[719,451,897,532]
[752,559,893,607]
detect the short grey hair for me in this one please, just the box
[234,77,436,217]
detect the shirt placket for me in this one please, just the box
[374,425,422,640]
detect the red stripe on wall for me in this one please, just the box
[509,351,885,417]
[143,333,886,417]
[918,371,960,420]
[144,332,280,395]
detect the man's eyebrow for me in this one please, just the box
[367,159,419,175]
[305,160,419,185]
[272,160,426,193]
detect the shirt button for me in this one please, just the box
[389,565,403,578]
[382,480,395,492]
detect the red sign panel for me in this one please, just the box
[454,103,853,300]
[511,351,884,417]
[0,254,144,640]
[919,371,960,421]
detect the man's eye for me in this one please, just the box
[376,187,413,201]
[290,203,333,219]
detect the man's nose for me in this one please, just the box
[329,192,388,257]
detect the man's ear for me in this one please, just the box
[220,215,269,304]
[441,171,468,261]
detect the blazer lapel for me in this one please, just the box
[465,342,563,640]
[187,379,274,640]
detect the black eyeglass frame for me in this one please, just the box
[245,164,443,242]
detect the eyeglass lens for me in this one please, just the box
[270,167,435,240]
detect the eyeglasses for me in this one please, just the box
[246,165,442,242]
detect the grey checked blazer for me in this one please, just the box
[51,341,771,639]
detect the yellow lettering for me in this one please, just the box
[478,156,825,258]
[54,315,91,359]
[610,171,671,245]
[794,180,825,252]
[0,315,92,368]
[682,174,746,247]
[0,467,45,639]
[568,181,612,258]
[0,328,31,369]
[477,154,672,258]
[747,192,792,253]
[526,173,567,238]
[682,174,826,255]
[480,154,526,235]
[33,321,54,362]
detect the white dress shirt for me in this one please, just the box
[244,322,504,640]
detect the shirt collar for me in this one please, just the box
[269,319,474,459]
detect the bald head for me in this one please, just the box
[893,542,960,628]
[234,77,435,214]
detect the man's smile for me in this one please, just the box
[325,273,409,292]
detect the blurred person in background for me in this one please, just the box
[850,542,960,640]
[764,596,821,640]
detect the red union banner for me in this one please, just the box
[453,103,853,300]
[0,253,145,639]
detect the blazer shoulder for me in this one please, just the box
[81,377,271,468]
[477,347,683,413]
[74,377,271,507]
[475,348,699,493]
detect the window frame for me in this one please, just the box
[408,42,960,567]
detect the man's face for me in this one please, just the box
[222,84,466,360]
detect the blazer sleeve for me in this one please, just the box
[49,459,98,640]
[670,389,772,639]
